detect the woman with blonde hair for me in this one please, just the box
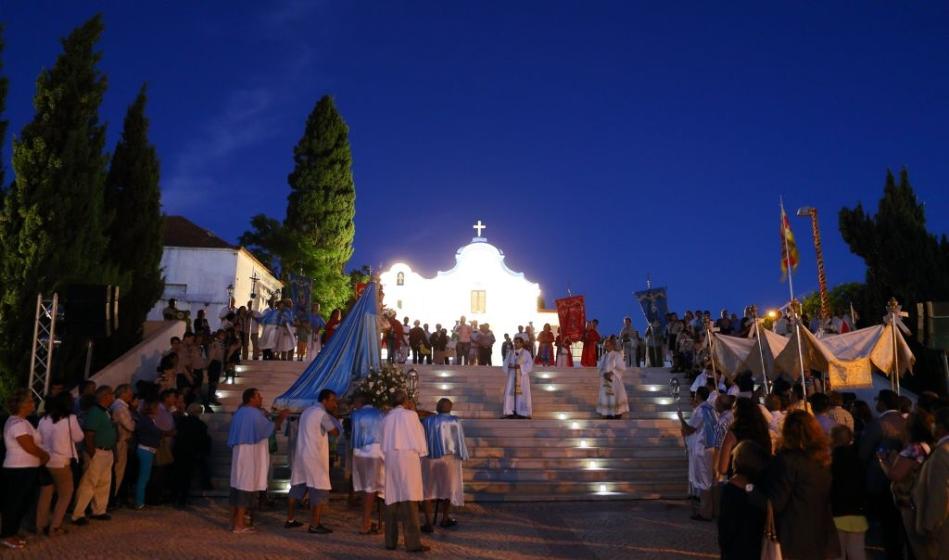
[766,410,839,559]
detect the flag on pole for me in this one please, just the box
[780,203,800,280]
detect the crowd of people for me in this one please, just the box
[679,365,949,559]
[1,381,211,550]
[225,386,467,552]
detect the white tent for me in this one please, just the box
[713,323,914,389]
[712,328,789,382]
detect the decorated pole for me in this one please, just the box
[750,305,771,394]
[797,206,830,321]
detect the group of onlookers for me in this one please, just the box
[1,381,211,550]
[680,366,949,560]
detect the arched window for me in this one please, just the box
[396,272,405,286]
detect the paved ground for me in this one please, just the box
[8,498,720,559]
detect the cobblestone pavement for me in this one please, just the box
[7,498,719,559]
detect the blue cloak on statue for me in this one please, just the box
[272,283,382,411]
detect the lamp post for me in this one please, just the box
[226,284,234,306]
[796,206,830,321]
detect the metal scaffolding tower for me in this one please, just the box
[28,293,59,410]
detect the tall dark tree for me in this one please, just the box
[103,84,164,357]
[839,169,949,318]
[0,15,115,385]
[243,95,356,310]
[284,96,356,311]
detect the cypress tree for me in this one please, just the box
[283,95,356,311]
[103,84,164,357]
[0,15,114,384]
[839,168,949,314]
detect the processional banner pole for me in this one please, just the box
[780,198,808,400]
[750,305,771,394]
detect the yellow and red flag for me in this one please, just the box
[780,203,799,279]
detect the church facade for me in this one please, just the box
[379,223,558,363]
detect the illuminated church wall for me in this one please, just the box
[380,234,558,364]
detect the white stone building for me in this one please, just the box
[379,223,558,364]
[147,216,282,328]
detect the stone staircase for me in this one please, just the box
[203,361,691,502]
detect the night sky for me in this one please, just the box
[4,2,948,330]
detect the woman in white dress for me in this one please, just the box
[596,337,629,419]
[502,337,533,418]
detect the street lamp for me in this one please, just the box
[226,284,234,304]
[796,206,830,321]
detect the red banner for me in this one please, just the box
[555,295,586,343]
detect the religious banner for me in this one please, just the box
[287,272,313,319]
[634,287,669,328]
[555,295,586,342]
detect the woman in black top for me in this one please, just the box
[766,410,840,559]
[718,440,771,559]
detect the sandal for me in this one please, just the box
[439,517,458,528]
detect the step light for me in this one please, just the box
[570,421,580,429]
[544,385,557,392]
[439,372,451,378]
[655,398,672,405]
[586,461,601,470]
[556,412,569,420]
[440,384,450,390]
[578,439,589,448]
[598,484,608,493]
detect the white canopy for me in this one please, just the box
[712,323,914,389]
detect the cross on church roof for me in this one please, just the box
[473,220,487,237]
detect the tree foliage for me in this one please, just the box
[839,169,949,318]
[103,84,164,358]
[800,282,869,324]
[0,15,118,383]
[242,95,356,311]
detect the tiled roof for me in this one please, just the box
[163,215,234,249]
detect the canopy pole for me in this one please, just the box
[703,316,719,390]
[751,305,770,394]
[887,298,901,396]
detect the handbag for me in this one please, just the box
[156,436,174,466]
[761,499,783,560]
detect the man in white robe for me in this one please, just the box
[678,386,717,521]
[350,392,386,534]
[274,300,297,360]
[381,391,429,552]
[596,337,629,419]
[226,388,288,534]
[286,389,340,533]
[502,337,533,418]
[421,398,469,532]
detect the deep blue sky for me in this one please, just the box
[4,2,948,330]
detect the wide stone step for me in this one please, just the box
[462,426,682,438]
[468,446,683,459]
[462,436,680,448]
[464,480,687,499]
[466,456,686,470]
[464,467,686,482]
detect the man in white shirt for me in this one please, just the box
[109,385,136,507]
[286,389,340,534]
[381,391,429,552]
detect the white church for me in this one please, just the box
[379,221,558,363]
